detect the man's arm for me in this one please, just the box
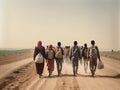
[95,46,101,61]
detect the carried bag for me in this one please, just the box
[35,52,44,63]
[55,48,63,58]
[98,60,104,69]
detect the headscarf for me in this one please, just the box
[48,45,52,50]
[37,41,42,49]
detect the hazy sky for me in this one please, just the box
[0,0,120,50]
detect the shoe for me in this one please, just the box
[39,75,42,78]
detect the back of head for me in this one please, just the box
[58,42,61,46]
[84,43,87,47]
[91,40,95,46]
[37,41,42,48]
[49,45,52,50]
[74,41,77,46]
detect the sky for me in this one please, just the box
[0,0,120,50]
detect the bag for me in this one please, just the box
[72,46,79,58]
[55,48,63,58]
[35,52,44,63]
[90,47,97,58]
[83,48,88,57]
[47,50,54,60]
[98,61,104,69]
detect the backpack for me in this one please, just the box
[83,48,88,57]
[47,50,54,60]
[72,46,80,58]
[35,52,44,63]
[90,46,97,58]
[55,48,63,58]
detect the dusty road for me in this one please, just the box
[21,56,120,90]
[0,58,33,79]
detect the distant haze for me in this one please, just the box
[0,0,120,51]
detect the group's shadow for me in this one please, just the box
[43,73,120,79]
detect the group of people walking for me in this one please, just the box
[33,40,101,78]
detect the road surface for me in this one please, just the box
[22,56,120,90]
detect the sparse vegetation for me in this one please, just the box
[13,70,20,74]
[101,51,120,60]
[0,49,32,56]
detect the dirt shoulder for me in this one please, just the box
[0,50,33,65]
[0,62,36,90]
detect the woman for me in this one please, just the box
[46,45,55,77]
[33,41,46,78]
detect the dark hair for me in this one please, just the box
[58,42,61,46]
[91,40,95,45]
[84,43,87,47]
[74,41,77,45]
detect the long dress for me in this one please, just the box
[33,46,46,76]
[46,50,55,71]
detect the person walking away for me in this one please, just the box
[70,41,81,76]
[65,46,70,63]
[55,42,64,76]
[88,40,101,77]
[46,45,55,77]
[82,43,89,73]
[79,46,83,65]
[33,41,46,78]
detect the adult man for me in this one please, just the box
[82,43,89,73]
[70,41,81,76]
[88,40,101,77]
[55,42,64,76]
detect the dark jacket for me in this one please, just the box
[33,46,46,60]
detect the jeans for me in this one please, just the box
[56,58,63,75]
[72,58,79,75]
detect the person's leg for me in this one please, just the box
[56,60,59,76]
[76,60,78,75]
[89,59,94,76]
[85,60,88,73]
[84,59,86,72]
[72,61,75,76]
[93,59,97,76]
[59,60,62,75]
[86,60,88,72]
[48,69,50,77]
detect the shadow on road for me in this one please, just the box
[95,74,120,79]
[43,74,120,79]
[78,74,120,79]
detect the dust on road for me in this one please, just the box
[24,57,120,90]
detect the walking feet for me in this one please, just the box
[39,75,42,78]
[91,71,95,77]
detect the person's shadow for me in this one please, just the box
[43,74,120,79]
[77,74,120,79]
[95,74,120,79]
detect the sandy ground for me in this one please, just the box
[0,58,33,79]
[0,56,120,90]
[0,51,33,65]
